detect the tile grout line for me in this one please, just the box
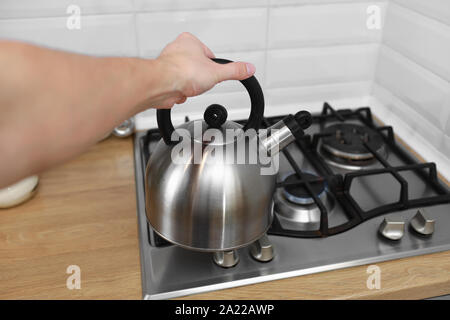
[131,0,140,57]
[263,4,271,91]
[369,0,390,97]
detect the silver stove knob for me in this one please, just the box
[410,209,435,236]
[250,235,274,262]
[379,217,405,240]
[113,117,135,138]
[213,250,239,268]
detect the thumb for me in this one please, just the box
[216,62,256,82]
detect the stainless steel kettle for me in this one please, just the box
[145,58,312,252]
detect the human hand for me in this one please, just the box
[154,32,256,108]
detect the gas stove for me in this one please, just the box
[133,103,450,299]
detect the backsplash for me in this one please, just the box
[0,0,386,119]
[370,0,450,180]
[0,0,448,177]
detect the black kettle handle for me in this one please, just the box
[157,58,265,145]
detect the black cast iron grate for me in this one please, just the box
[265,102,450,238]
[141,103,450,242]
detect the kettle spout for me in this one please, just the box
[259,111,312,157]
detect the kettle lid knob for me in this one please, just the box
[295,110,313,129]
[204,104,228,128]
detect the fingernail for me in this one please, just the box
[246,63,256,76]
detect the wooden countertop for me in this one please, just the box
[0,137,449,300]
[0,137,141,299]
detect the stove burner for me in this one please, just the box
[274,173,335,231]
[319,123,386,170]
[283,173,326,205]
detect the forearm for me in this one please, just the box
[0,33,254,188]
[0,41,177,187]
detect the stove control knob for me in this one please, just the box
[250,234,274,262]
[410,209,435,236]
[379,217,405,241]
[113,117,135,138]
[213,250,239,268]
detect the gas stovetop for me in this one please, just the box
[133,103,450,299]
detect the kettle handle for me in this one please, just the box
[157,58,265,145]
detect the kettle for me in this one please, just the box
[145,58,312,252]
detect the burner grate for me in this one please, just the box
[267,102,450,238]
[141,103,450,242]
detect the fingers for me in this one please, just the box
[215,62,256,82]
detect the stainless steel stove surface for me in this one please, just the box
[133,103,450,299]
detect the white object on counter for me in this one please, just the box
[0,175,39,208]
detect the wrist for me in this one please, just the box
[153,56,183,93]
[137,57,184,111]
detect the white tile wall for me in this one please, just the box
[444,135,450,162]
[266,81,372,109]
[0,14,137,56]
[369,89,450,178]
[0,0,134,18]
[134,0,268,12]
[375,46,450,132]
[135,8,267,57]
[372,0,450,178]
[266,44,379,88]
[268,2,385,48]
[372,83,447,151]
[0,0,448,174]
[270,0,380,5]
[392,0,450,25]
[383,3,450,82]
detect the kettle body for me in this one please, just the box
[145,58,311,251]
[145,121,277,251]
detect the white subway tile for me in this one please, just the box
[270,0,381,5]
[136,8,267,57]
[0,0,134,18]
[374,46,450,131]
[135,0,268,12]
[392,0,450,26]
[268,2,385,48]
[370,90,450,179]
[371,84,445,148]
[383,3,450,82]
[266,44,379,88]
[442,135,450,159]
[266,81,372,107]
[0,15,137,57]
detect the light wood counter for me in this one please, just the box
[0,137,141,299]
[0,137,449,299]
